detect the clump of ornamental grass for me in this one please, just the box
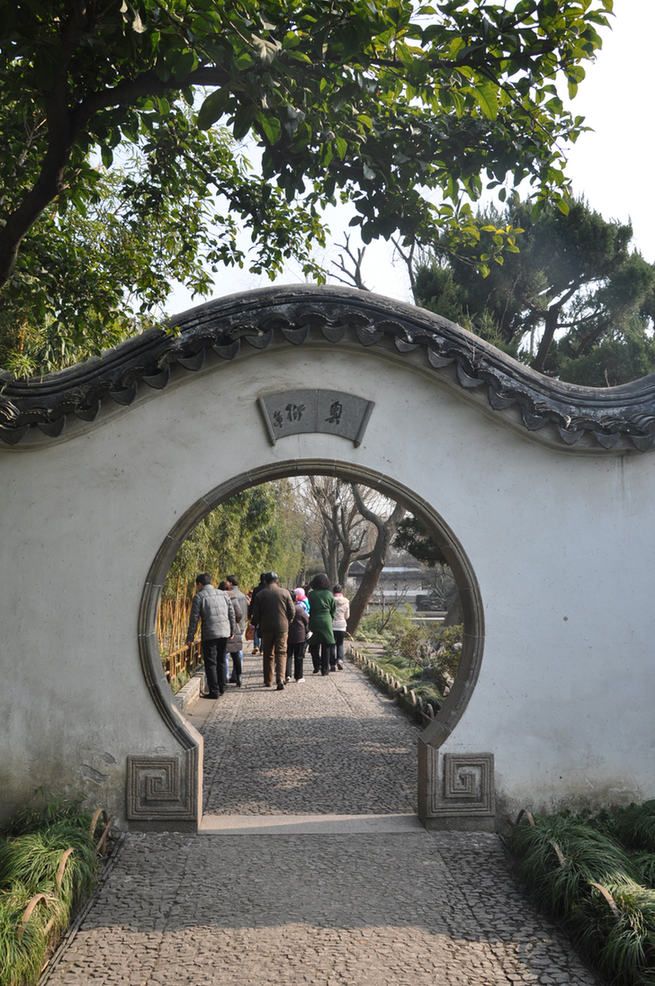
[0,885,49,986]
[0,794,103,986]
[511,808,655,986]
[632,852,655,889]
[0,829,97,910]
[616,801,655,854]
[571,879,655,985]
[510,814,638,918]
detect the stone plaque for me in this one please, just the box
[258,390,375,447]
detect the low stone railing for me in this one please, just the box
[348,644,441,725]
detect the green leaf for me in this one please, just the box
[259,114,281,144]
[473,82,498,121]
[197,88,231,130]
[170,49,199,81]
[233,104,259,141]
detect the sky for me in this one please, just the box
[169,0,654,315]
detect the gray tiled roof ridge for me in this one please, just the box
[2,283,654,451]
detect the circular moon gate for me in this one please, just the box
[138,460,485,829]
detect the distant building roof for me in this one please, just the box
[348,562,423,578]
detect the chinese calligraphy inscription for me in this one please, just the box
[258,390,375,447]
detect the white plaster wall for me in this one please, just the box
[1,343,654,825]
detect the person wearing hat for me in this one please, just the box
[251,572,295,690]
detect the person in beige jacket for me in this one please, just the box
[331,583,350,671]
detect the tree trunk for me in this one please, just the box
[443,589,463,626]
[320,536,340,585]
[533,305,560,373]
[533,284,579,373]
[346,493,405,635]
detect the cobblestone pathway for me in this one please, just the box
[42,653,602,986]
[199,650,420,815]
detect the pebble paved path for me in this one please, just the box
[42,652,602,986]
[199,650,419,815]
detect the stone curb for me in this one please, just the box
[349,644,439,725]
[199,813,424,834]
[173,667,204,713]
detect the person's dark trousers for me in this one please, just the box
[309,643,330,675]
[202,637,228,696]
[229,650,243,685]
[288,641,306,680]
[333,631,346,666]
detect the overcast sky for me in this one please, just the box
[169,0,652,314]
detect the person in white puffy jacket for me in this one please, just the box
[331,583,350,671]
[185,573,236,698]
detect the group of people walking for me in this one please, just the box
[185,570,350,697]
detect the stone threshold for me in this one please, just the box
[198,813,423,835]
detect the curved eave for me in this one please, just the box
[1,285,654,453]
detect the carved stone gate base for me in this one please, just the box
[418,740,495,832]
[126,750,201,832]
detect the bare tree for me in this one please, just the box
[347,485,406,635]
[296,477,372,585]
[294,477,407,634]
[330,236,370,291]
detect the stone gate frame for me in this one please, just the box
[2,284,655,831]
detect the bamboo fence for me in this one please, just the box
[158,576,202,683]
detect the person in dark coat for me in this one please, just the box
[247,573,267,655]
[307,573,336,676]
[251,572,296,690]
[286,590,310,682]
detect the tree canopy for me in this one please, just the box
[414,196,655,385]
[0,0,613,372]
[393,516,446,567]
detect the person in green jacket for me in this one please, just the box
[307,573,336,676]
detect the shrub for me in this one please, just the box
[511,807,655,986]
[430,623,463,679]
[616,801,655,853]
[387,615,432,664]
[0,794,104,986]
